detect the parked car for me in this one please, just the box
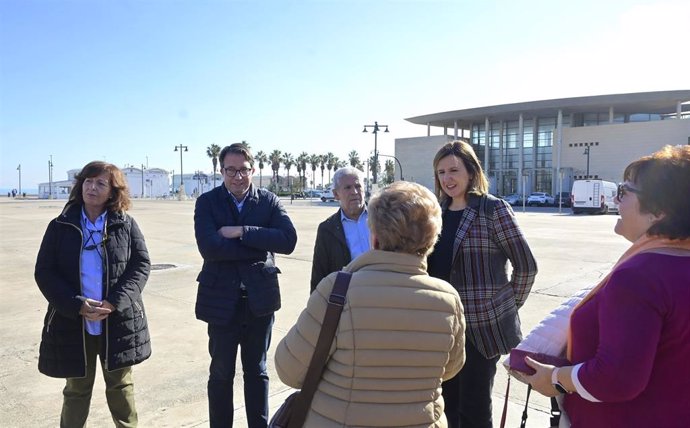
[304,189,321,198]
[320,188,336,202]
[555,191,572,207]
[526,192,555,206]
[291,191,306,199]
[501,193,524,206]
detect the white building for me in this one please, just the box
[172,172,220,198]
[122,167,170,198]
[37,169,79,199]
[399,90,690,196]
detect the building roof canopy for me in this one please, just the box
[406,90,690,128]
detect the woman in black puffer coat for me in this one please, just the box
[35,161,151,428]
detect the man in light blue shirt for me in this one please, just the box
[310,166,369,292]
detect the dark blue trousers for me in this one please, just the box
[207,298,274,428]
[443,339,500,428]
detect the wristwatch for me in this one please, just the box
[551,368,570,394]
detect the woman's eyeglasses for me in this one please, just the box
[222,167,252,177]
[617,183,642,200]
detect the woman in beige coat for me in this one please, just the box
[275,181,466,427]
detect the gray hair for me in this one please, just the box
[332,166,364,189]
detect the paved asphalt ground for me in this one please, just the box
[0,196,629,427]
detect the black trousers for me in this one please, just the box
[206,298,274,428]
[443,340,500,428]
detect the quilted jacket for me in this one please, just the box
[35,202,151,378]
[275,250,466,427]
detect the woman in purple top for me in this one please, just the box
[524,145,690,427]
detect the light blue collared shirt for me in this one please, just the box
[341,207,370,260]
[229,189,247,212]
[80,208,107,335]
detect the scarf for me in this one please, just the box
[566,234,690,360]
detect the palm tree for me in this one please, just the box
[295,155,302,189]
[325,152,335,185]
[282,152,294,191]
[319,154,327,189]
[255,150,268,188]
[348,150,362,169]
[384,159,395,184]
[297,152,309,191]
[309,154,321,190]
[206,144,222,188]
[369,154,380,184]
[330,156,341,183]
[269,150,282,190]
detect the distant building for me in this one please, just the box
[122,167,170,198]
[38,167,171,199]
[37,169,79,199]
[171,172,218,198]
[398,90,690,196]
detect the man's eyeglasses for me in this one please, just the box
[617,183,642,200]
[222,167,252,177]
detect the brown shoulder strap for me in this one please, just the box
[288,271,352,428]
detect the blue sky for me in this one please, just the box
[1,0,689,190]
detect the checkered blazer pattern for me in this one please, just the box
[446,193,537,358]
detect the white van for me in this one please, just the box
[571,180,619,214]
[320,188,336,202]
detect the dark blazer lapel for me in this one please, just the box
[328,209,349,249]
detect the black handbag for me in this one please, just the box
[269,271,352,428]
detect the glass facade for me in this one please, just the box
[470,117,557,195]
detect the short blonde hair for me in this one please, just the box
[367,181,442,257]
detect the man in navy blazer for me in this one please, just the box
[194,143,297,428]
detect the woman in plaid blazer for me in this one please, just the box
[428,141,538,428]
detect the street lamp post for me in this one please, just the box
[174,144,188,199]
[362,121,389,184]
[583,143,595,179]
[17,164,21,196]
[522,169,530,213]
[48,155,54,199]
[377,154,404,181]
[141,164,146,199]
[195,170,202,197]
